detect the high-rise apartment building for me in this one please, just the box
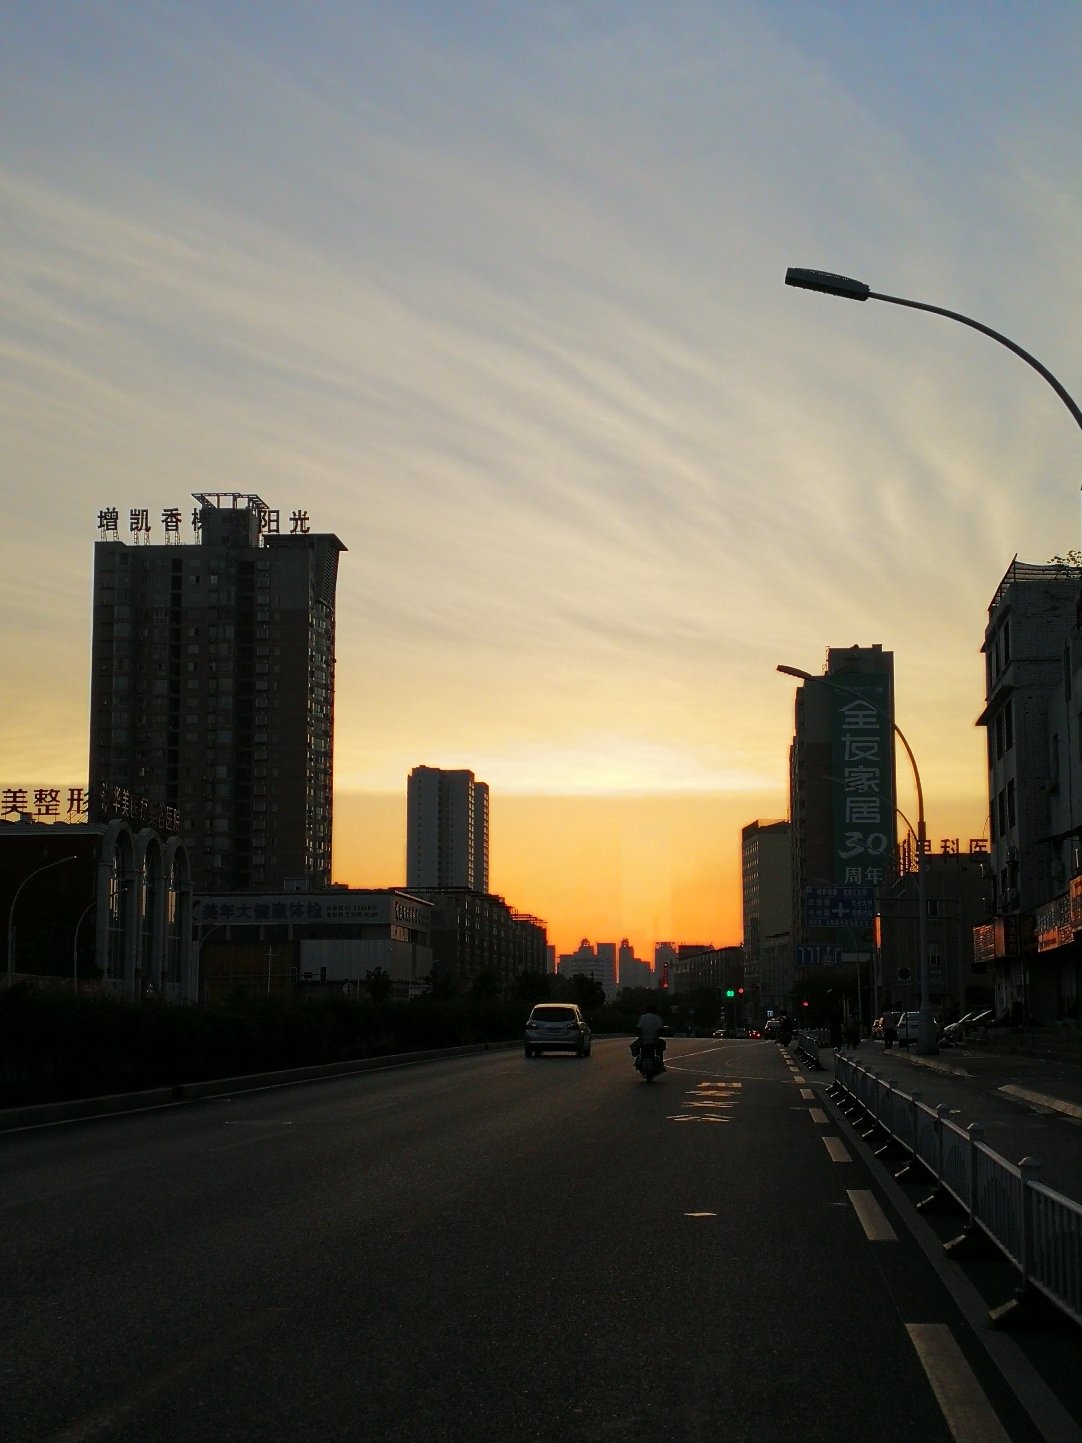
[406,766,489,892]
[741,819,792,1013]
[977,559,1082,1023]
[88,493,346,892]
[787,645,897,944]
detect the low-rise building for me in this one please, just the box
[194,887,432,1002]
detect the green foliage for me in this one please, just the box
[364,967,393,1003]
[0,985,535,1108]
[567,972,606,1011]
[510,970,555,1003]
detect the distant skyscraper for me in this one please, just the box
[88,493,346,891]
[741,819,792,1012]
[406,766,489,891]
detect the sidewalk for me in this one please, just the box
[816,1037,1082,1206]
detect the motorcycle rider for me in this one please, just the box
[636,1000,667,1072]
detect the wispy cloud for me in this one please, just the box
[2,0,1080,942]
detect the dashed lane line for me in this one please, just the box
[907,1323,1012,1443]
[799,1087,815,1100]
[808,1107,828,1124]
[823,1136,852,1162]
[847,1188,897,1241]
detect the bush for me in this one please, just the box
[0,986,530,1108]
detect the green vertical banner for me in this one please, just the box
[829,676,895,886]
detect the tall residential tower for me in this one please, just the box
[88,493,346,891]
[406,766,490,892]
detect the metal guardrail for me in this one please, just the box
[793,1029,828,1070]
[831,1052,1082,1329]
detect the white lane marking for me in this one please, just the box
[823,1137,852,1162]
[799,1087,815,1100]
[685,1212,717,1218]
[223,1121,293,1127]
[808,1107,828,1124]
[907,1323,1012,1443]
[847,1188,897,1241]
[667,1114,731,1123]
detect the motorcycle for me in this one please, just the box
[632,1039,665,1082]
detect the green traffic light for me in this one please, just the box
[725,988,735,998]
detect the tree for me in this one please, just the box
[468,970,500,1000]
[364,967,393,1003]
[568,973,606,1011]
[510,970,553,1003]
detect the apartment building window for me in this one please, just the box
[1007,779,1016,828]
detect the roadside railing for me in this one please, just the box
[831,1051,1082,1329]
[794,1029,828,1070]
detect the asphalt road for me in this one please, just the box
[0,1038,1072,1443]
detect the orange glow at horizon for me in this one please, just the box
[333,789,987,965]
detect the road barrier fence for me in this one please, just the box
[829,1051,1082,1329]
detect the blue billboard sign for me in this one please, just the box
[803,884,876,927]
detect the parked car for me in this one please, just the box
[895,1011,941,1045]
[943,1010,989,1043]
[524,1003,592,1058]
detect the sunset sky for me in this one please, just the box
[4,2,1082,961]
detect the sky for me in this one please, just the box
[3,1,1082,962]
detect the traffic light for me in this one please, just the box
[725,988,735,998]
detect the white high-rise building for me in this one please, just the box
[406,766,490,891]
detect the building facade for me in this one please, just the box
[618,938,653,990]
[557,939,617,998]
[194,887,432,1003]
[976,559,1082,1023]
[406,766,490,892]
[1,816,194,1002]
[88,493,346,893]
[879,845,993,1020]
[409,888,547,995]
[741,819,792,1015]
[785,645,897,1020]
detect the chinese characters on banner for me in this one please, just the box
[1,785,181,834]
[1,786,89,821]
[96,506,312,544]
[829,677,896,888]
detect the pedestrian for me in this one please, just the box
[882,1009,898,1049]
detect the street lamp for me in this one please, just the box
[72,899,96,995]
[6,856,78,986]
[784,268,1082,436]
[777,664,936,1054]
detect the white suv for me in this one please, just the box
[895,1011,939,1044]
[524,1003,592,1059]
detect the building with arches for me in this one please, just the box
[1,816,194,1001]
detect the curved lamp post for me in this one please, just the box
[778,664,936,1054]
[72,899,97,994]
[784,268,1082,436]
[7,856,78,986]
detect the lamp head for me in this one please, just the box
[785,268,870,301]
